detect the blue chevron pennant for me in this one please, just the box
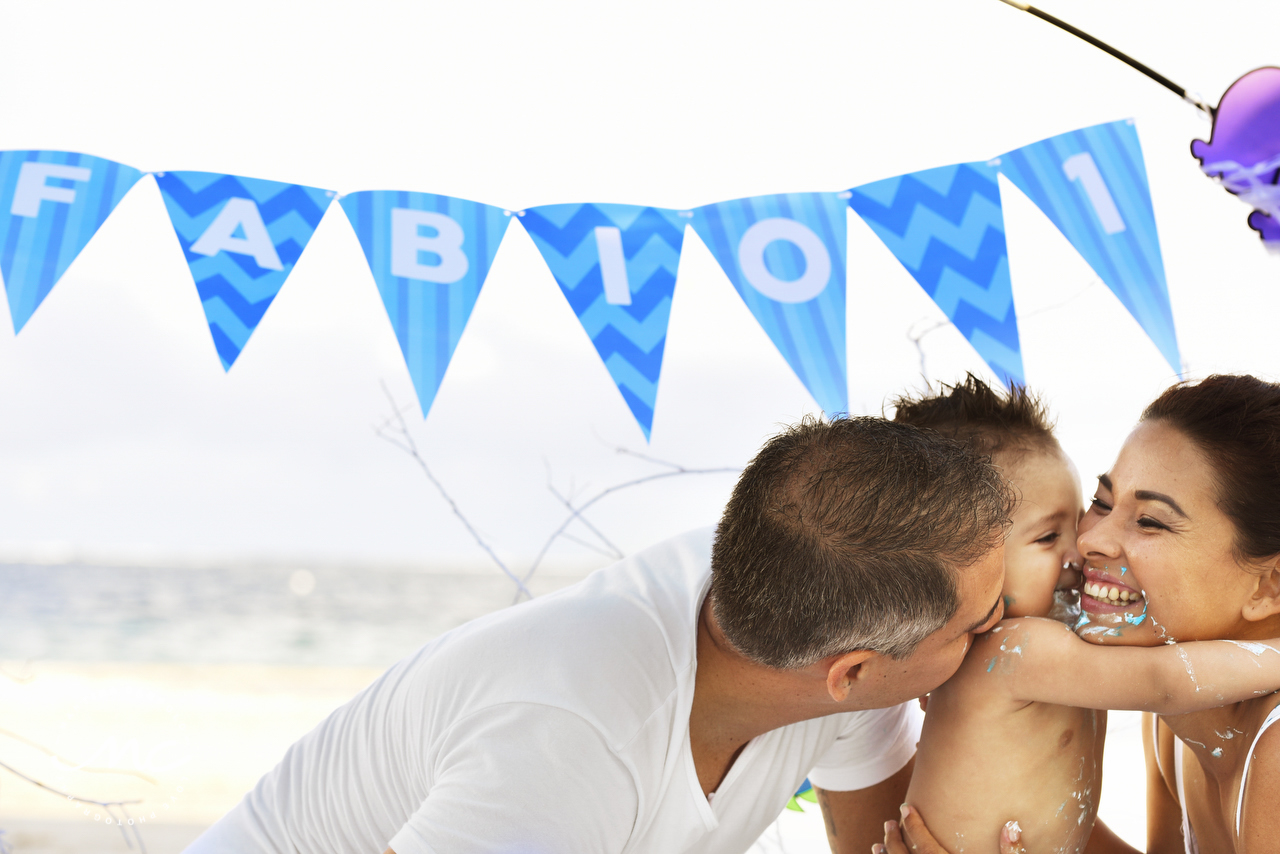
[997,120,1180,372]
[847,161,1023,387]
[0,151,144,332]
[521,204,686,439]
[340,191,511,419]
[691,193,848,416]
[155,172,333,370]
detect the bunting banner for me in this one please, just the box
[691,193,848,416]
[995,119,1181,372]
[340,191,511,419]
[521,204,686,439]
[0,121,1183,434]
[847,161,1023,387]
[156,171,333,370]
[0,150,144,332]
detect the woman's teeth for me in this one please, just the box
[1084,581,1141,604]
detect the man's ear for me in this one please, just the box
[1244,557,1280,622]
[825,649,878,703]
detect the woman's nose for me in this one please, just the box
[1077,513,1119,560]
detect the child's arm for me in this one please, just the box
[977,618,1280,713]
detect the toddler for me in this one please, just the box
[887,377,1280,853]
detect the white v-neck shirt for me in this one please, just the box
[185,528,921,854]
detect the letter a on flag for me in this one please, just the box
[155,171,333,370]
[340,191,512,419]
[997,120,1180,372]
[847,161,1024,387]
[692,193,848,416]
[521,204,686,440]
[0,151,144,332]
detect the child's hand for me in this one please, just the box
[873,806,1026,854]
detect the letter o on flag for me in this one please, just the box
[736,218,831,303]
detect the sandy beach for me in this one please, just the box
[0,659,1150,853]
[0,661,381,853]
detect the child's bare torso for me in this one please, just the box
[906,625,1107,854]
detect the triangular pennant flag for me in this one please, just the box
[996,120,1180,372]
[521,204,686,440]
[691,193,847,416]
[155,172,333,370]
[0,151,144,332]
[340,191,511,419]
[847,161,1024,387]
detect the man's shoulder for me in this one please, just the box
[404,528,716,744]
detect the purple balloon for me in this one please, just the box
[1193,67,1280,249]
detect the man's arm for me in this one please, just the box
[815,755,913,854]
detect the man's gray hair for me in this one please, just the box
[710,415,1014,669]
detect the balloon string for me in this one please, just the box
[996,0,1215,117]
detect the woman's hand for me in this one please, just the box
[873,805,1026,854]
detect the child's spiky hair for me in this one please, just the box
[891,374,1058,461]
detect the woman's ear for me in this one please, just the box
[1243,556,1280,622]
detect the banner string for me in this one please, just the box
[996,0,1215,118]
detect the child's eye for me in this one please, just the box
[1137,516,1169,531]
[1034,531,1060,545]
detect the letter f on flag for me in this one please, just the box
[0,151,144,332]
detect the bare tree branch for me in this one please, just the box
[519,462,739,600]
[906,279,1100,382]
[0,661,33,684]
[377,384,737,606]
[0,726,156,784]
[0,759,147,852]
[374,382,533,601]
[546,480,624,560]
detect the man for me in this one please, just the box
[186,415,1012,854]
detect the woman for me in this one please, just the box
[882,374,1280,854]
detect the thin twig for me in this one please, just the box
[519,464,739,598]
[0,661,34,684]
[907,278,1100,381]
[0,727,156,784]
[546,481,624,560]
[908,317,952,381]
[0,759,147,852]
[374,383,533,601]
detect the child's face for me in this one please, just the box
[999,447,1083,618]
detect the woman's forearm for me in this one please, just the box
[1147,638,1280,714]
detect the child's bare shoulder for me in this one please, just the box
[947,617,1078,700]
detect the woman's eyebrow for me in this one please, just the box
[1134,490,1189,519]
[1097,474,1112,490]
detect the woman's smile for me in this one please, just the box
[1079,564,1144,614]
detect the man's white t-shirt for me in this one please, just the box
[185,528,921,854]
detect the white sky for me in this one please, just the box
[0,0,1276,570]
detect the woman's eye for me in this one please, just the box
[1035,532,1060,545]
[1137,516,1169,531]
[1089,497,1112,512]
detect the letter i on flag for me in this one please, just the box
[521,204,686,440]
[155,172,333,370]
[996,120,1180,372]
[691,193,848,416]
[846,161,1024,387]
[340,191,512,419]
[0,151,144,332]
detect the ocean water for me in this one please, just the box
[0,562,592,667]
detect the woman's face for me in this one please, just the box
[1075,419,1260,646]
